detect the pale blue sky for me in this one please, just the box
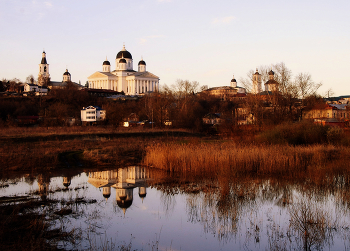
[0,0,349,96]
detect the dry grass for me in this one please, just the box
[0,126,198,175]
[0,126,192,139]
[0,137,147,173]
[144,141,350,176]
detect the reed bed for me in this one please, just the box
[143,142,350,176]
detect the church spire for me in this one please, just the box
[38,51,50,86]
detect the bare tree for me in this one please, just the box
[6,78,23,93]
[273,62,293,95]
[38,75,50,87]
[26,75,35,84]
[294,73,322,100]
[171,79,201,98]
[322,88,334,99]
[240,63,322,125]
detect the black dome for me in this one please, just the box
[265,79,279,85]
[63,70,71,76]
[269,70,275,75]
[119,58,126,63]
[103,193,111,199]
[139,193,146,198]
[117,199,132,209]
[63,182,71,188]
[41,58,47,64]
[103,60,110,65]
[138,60,146,66]
[231,79,236,82]
[116,46,132,59]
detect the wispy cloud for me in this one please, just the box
[139,35,164,44]
[212,16,236,25]
[44,1,53,8]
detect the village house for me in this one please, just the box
[81,106,106,125]
[23,83,48,96]
[123,113,140,127]
[302,103,350,127]
[202,113,221,126]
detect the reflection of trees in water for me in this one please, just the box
[160,192,177,218]
[151,169,350,249]
[288,195,346,251]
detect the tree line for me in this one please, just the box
[0,63,326,132]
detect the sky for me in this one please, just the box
[0,0,349,96]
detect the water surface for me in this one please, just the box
[1,166,350,250]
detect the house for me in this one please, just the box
[81,106,106,125]
[123,113,140,127]
[303,103,350,127]
[303,103,350,120]
[23,83,48,96]
[203,113,221,125]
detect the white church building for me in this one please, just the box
[87,45,160,95]
[37,51,81,89]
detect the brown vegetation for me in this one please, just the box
[144,141,350,177]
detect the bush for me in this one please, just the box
[257,121,331,145]
[327,127,344,145]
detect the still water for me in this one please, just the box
[1,166,350,250]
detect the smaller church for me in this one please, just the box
[37,51,81,89]
[201,75,246,101]
[251,69,279,94]
[87,45,160,95]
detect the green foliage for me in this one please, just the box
[257,121,334,145]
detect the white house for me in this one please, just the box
[24,83,48,95]
[88,45,160,95]
[81,106,106,123]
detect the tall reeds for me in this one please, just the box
[143,142,350,176]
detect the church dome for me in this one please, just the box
[103,193,111,199]
[119,58,127,64]
[139,193,146,198]
[116,45,132,59]
[138,60,146,66]
[269,70,275,75]
[63,69,71,75]
[231,78,236,82]
[117,199,132,209]
[103,60,110,65]
[63,182,71,188]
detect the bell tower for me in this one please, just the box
[38,51,50,86]
[252,69,262,94]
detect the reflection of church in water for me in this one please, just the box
[37,174,72,200]
[88,166,151,214]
